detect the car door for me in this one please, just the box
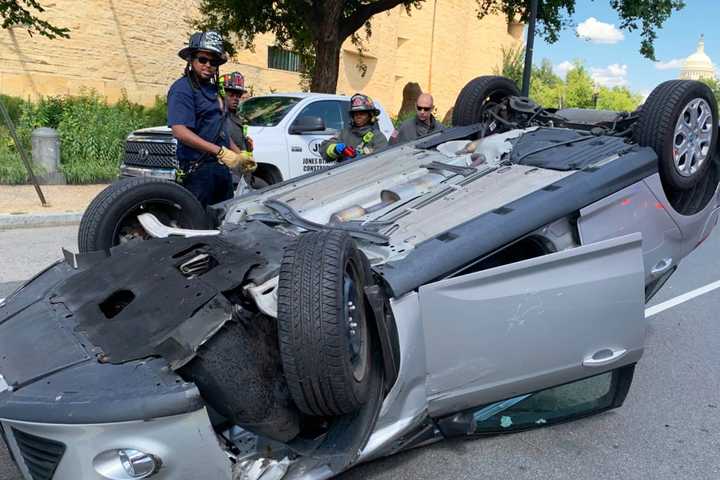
[287,100,346,178]
[419,233,646,418]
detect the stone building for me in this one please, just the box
[680,35,716,81]
[0,1,523,118]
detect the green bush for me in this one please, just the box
[57,91,146,183]
[0,91,169,184]
[0,95,29,126]
[391,110,415,128]
[143,95,168,127]
[0,137,28,185]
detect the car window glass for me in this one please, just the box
[472,372,614,433]
[340,101,351,130]
[295,101,344,131]
[237,96,301,127]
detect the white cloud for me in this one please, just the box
[554,60,576,79]
[591,64,629,87]
[576,17,624,44]
[654,58,685,70]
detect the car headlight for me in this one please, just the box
[93,449,161,479]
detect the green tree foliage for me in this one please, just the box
[596,86,643,111]
[497,45,525,85]
[530,59,563,108]
[700,78,720,107]
[477,0,684,60]
[0,1,69,38]
[197,1,682,94]
[497,50,643,111]
[564,63,596,108]
[195,0,422,93]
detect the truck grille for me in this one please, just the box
[124,139,177,168]
[11,428,65,480]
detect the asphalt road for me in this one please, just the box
[1,225,719,480]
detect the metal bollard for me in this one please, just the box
[31,127,65,184]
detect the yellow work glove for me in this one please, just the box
[217,147,257,173]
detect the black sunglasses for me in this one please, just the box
[194,55,222,67]
[416,106,432,112]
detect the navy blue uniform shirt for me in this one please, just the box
[167,77,229,166]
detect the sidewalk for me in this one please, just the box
[0,184,108,228]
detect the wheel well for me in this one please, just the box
[451,234,554,278]
[255,163,283,185]
[665,146,720,216]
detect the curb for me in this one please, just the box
[0,211,83,229]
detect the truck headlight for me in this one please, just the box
[93,449,161,479]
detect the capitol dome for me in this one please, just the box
[680,35,716,80]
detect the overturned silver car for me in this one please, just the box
[1,77,719,480]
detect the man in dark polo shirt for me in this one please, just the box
[390,93,441,145]
[167,31,256,206]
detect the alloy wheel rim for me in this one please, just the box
[673,98,713,177]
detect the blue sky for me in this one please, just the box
[529,1,719,96]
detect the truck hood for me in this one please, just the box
[131,125,172,135]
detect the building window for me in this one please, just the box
[268,46,303,72]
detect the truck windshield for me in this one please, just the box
[238,96,301,127]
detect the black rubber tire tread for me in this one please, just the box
[636,80,718,191]
[277,230,374,417]
[78,177,209,252]
[452,76,520,126]
[255,164,283,185]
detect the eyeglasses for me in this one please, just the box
[416,106,432,112]
[194,55,222,67]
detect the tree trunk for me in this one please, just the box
[310,39,342,93]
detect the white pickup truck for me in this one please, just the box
[120,93,395,185]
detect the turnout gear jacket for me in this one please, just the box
[225,113,251,152]
[390,115,441,145]
[320,123,388,161]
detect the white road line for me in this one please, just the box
[645,279,720,318]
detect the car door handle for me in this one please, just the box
[651,257,673,275]
[291,146,302,152]
[582,348,627,368]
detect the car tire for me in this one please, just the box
[636,80,718,191]
[452,76,521,126]
[249,175,269,189]
[254,164,283,185]
[78,177,210,252]
[277,230,375,417]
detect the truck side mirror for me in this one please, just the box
[290,116,326,134]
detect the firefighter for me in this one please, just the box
[167,31,256,207]
[320,93,388,162]
[220,71,254,153]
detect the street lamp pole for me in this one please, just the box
[521,0,539,97]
